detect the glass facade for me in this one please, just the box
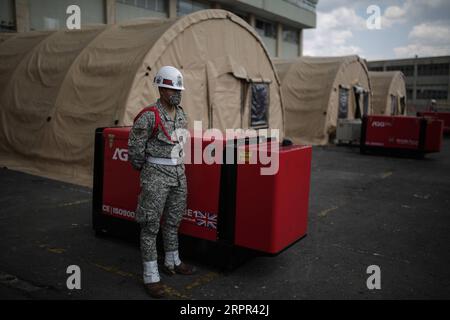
[369,58,450,107]
[386,65,414,77]
[416,89,448,100]
[0,0,15,32]
[418,63,449,77]
[116,0,168,22]
[9,0,306,60]
[29,0,105,30]
[177,0,209,16]
[282,25,299,59]
[255,19,277,57]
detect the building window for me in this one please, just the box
[387,65,414,77]
[255,19,277,56]
[0,0,15,32]
[117,0,168,21]
[29,0,105,30]
[219,5,248,22]
[283,26,299,44]
[177,0,209,16]
[369,66,383,72]
[406,89,413,100]
[117,0,166,12]
[418,63,450,76]
[281,25,299,59]
[255,19,276,39]
[416,89,448,100]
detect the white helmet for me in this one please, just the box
[153,66,185,91]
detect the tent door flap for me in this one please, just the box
[249,82,269,129]
[338,86,349,119]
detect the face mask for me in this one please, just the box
[169,91,182,107]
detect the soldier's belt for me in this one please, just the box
[147,156,182,166]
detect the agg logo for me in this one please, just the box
[112,148,128,162]
[371,121,391,128]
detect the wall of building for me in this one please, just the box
[177,0,209,16]
[281,25,300,59]
[368,56,450,111]
[116,0,168,22]
[29,0,105,30]
[0,0,16,32]
[5,0,314,59]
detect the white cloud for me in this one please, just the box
[394,21,450,58]
[399,0,450,21]
[303,8,364,57]
[310,0,450,59]
[409,22,450,44]
[382,5,407,28]
[384,6,406,19]
[394,44,450,58]
[318,7,366,30]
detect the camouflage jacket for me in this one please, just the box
[128,99,188,186]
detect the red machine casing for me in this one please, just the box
[179,136,222,241]
[95,127,312,254]
[234,143,312,254]
[417,112,450,134]
[102,128,140,222]
[361,115,443,153]
[101,128,222,241]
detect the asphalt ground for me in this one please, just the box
[0,138,449,300]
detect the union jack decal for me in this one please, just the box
[195,211,217,230]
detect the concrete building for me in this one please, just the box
[368,56,450,112]
[0,0,317,59]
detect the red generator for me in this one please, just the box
[92,127,312,268]
[417,112,450,134]
[360,115,443,158]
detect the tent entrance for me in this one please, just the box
[363,91,369,116]
[400,96,406,115]
[390,94,399,115]
[353,85,367,119]
[338,86,350,119]
[249,82,270,129]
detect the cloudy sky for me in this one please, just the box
[303,0,450,61]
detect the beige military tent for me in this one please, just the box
[275,55,372,145]
[369,71,407,115]
[0,33,15,44]
[0,9,283,187]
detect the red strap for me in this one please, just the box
[133,106,172,141]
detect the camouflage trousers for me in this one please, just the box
[136,175,187,262]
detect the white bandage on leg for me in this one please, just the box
[165,250,181,269]
[143,260,160,284]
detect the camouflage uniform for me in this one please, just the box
[128,99,188,263]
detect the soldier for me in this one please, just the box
[128,66,196,299]
[429,99,438,112]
